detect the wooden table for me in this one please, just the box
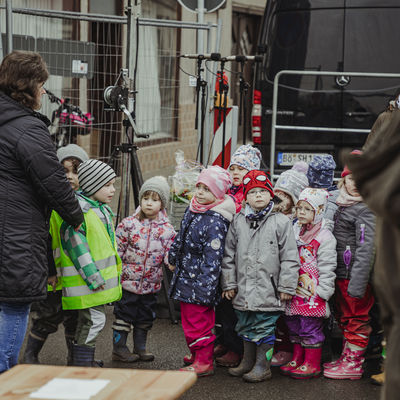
[0,364,197,400]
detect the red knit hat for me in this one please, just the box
[243,170,274,199]
[341,150,362,178]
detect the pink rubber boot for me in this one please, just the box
[290,347,322,379]
[323,347,365,380]
[180,343,214,377]
[323,340,347,370]
[280,343,304,375]
[183,351,195,366]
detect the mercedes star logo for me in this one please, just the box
[336,75,351,87]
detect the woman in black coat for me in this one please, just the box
[0,51,84,372]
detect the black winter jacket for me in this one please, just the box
[0,91,84,303]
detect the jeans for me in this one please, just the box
[0,301,31,373]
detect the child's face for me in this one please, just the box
[247,188,271,211]
[274,189,294,215]
[141,191,162,220]
[195,183,217,205]
[228,164,249,186]
[63,159,79,191]
[295,200,315,225]
[344,174,360,197]
[91,178,116,204]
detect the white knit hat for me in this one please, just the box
[57,144,89,163]
[139,176,170,208]
[78,159,116,196]
[298,188,329,224]
[274,162,309,204]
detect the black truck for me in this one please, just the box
[251,0,400,177]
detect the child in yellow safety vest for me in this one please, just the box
[23,144,89,365]
[60,159,122,367]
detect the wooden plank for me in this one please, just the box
[0,365,196,400]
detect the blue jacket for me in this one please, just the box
[168,197,235,307]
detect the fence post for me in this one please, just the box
[6,0,13,54]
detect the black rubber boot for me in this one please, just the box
[134,328,154,361]
[65,336,74,366]
[229,341,256,377]
[72,344,103,367]
[112,330,139,363]
[243,343,273,383]
[22,334,45,364]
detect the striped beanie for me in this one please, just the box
[78,159,116,196]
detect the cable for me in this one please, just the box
[179,65,196,78]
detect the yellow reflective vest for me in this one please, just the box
[59,208,122,310]
[48,211,64,292]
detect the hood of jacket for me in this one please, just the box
[211,195,236,222]
[0,91,51,127]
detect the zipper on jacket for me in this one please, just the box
[343,245,352,279]
[270,274,281,306]
[139,221,152,292]
[360,223,365,244]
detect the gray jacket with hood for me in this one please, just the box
[221,209,300,312]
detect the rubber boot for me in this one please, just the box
[72,344,98,367]
[180,343,214,377]
[323,347,365,380]
[323,339,347,370]
[65,336,74,366]
[229,341,256,377]
[242,343,273,383]
[216,350,242,367]
[183,350,195,366]
[112,330,139,363]
[280,343,304,375]
[134,327,154,361]
[22,334,45,364]
[290,346,322,379]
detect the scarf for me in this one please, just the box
[229,184,243,196]
[336,185,363,207]
[296,220,323,245]
[245,201,274,221]
[189,195,224,213]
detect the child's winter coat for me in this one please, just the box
[228,184,244,212]
[168,196,235,307]
[116,208,175,295]
[333,202,375,298]
[286,222,337,318]
[221,210,300,312]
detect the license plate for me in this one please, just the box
[277,152,327,166]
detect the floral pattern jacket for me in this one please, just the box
[116,208,176,294]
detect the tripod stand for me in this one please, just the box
[238,60,251,144]
[194,58,208,165]
[216,59,229,168]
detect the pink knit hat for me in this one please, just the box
[197,165,232,199]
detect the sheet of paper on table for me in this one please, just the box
[29,378,110,400]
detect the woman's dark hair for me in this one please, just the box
[0,51,49,110]
[62,157,82,174]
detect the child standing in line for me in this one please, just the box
[215,144,262,368]
[112,176,175,363]
[281,188,337,379]
[323,159,376,380]
[222,170,300,383]
[270,162,309,368]
[227,144,262,213]
[23,144,89,365]
[60,159,122,367]
[168,166,235,377]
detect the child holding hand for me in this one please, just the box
[168,166,235,377]
[221,170,300,383]
[282,188,336,379]
[112,176,175,363]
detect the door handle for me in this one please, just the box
[345,111,372,118]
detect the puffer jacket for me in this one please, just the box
[221,210,300,312]
[168,196,235,307]
[116,208,176,294]
[333,202,376,298]
[0,91,84,303]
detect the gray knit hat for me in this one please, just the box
[274,162,309,204]
[57,144,89,163]
[139,176,170,209]
[78,159,116,196]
